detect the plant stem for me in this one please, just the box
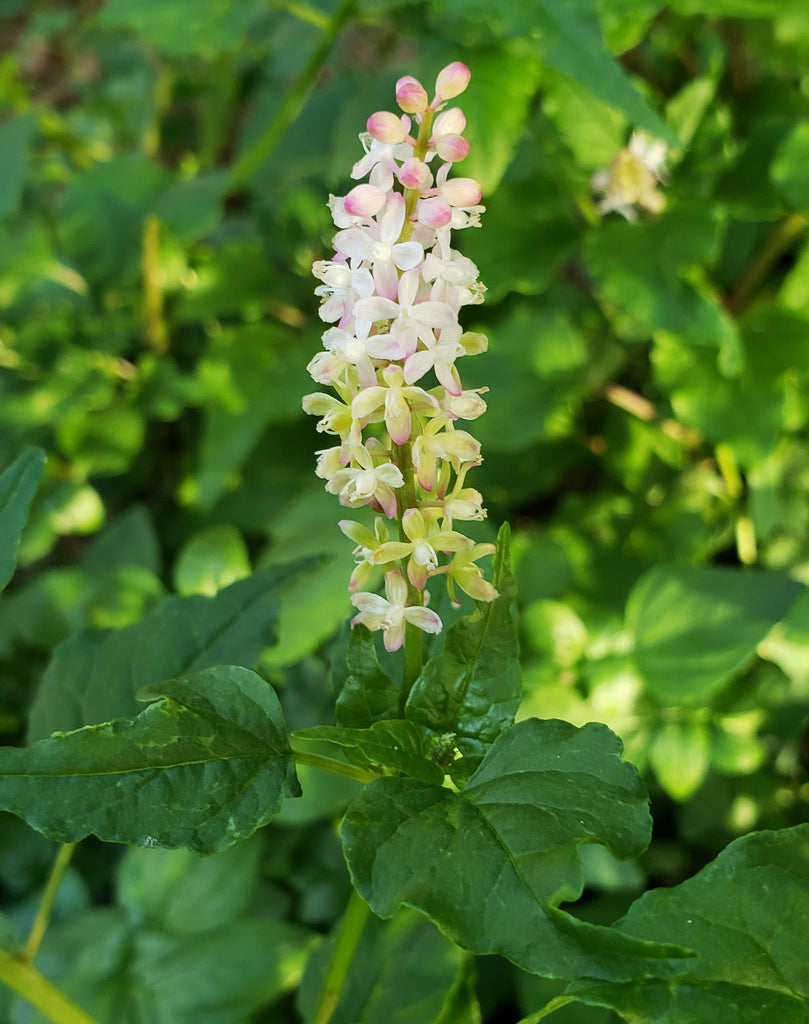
[23,843,76,963]
[311,889,371,1024]
[291,747,377,783]
[725,211,807,315]
[0,952,101,1024]
[142,214,169,355]
[514,996,575,1022]
[229,0,356,190]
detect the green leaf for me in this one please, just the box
[335,625,399,728]
[771,120,809,211]
[566,824,809,1023]
[0,665,299,853]
[0,115,36,220]
[173,524,251,596]
[116,834,264,934]
[297,909,469,1024]
[0,448,45,593]
[293,720,444,785]
[434,0,674,146]
[342,717,692,981]
[98,0,262,58]
[626,565,803,705]
[459,47,543,193]
[25,905,316,1024]
[405,523,521,757]
[27,559,316,740]
[649,719,712,801]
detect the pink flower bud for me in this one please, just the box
[343,184,388,218]
[434,62,471,103]
[435,134,470,162]
[396,75,429,114]
[440,177,482,206]
[417,196,452,228]
[367,111,408,144]
[397,157,433,190]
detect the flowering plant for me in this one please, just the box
[303,61,497,658]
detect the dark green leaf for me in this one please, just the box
[0,448,45,593]
[293,720,444,784]
[567,824,809,1022]
[626,565,803,705]
[0,666,299,853]
[342,717,692,981]
[335,625,399,728]
[405,523,521,757]
[116,834,264,934]
[297,908,469,1024]
[27,559,317,740]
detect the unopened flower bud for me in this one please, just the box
[396,75,429,114]
[343,183,388,218]
[397,157,433,190]
[440,177,482,206]
[367,111,409,144]
[435,134,470,163]
[417,196,453,228]
[434,62,471,103]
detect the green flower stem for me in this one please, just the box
[291,748,377,783]
[0,952,101,1024]
[398,109,435,244]
[389,438,426,708]
[229,0,356,190]
[311,889,371,1024]
[23,842,76,963]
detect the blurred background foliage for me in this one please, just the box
[1,0,809,1021]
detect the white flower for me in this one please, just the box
[351,571,442,651]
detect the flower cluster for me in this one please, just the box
[592,130,668,220]
[303,62,497,652]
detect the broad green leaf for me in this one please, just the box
[460,48,542,193]
[649,719,711,801]
[434,0,674,146]
[405,523,520,757]
[27,559,316,740]
[297,908,469,1024]
[584,203,740,368]
[293,720,444,785]
[0,666,299,853]
[0,115,36,220]
[173,524,251,596]
[771,120,809,211]
[98,0,262,58]
[152,170,229,243]
[335,625,399,728]
[56,154,167,284]
[626,565,803,705]
[342,717,692,981]
[21,905,316,1024]
[194,323,310,510]
[0,448,45,593]
[566,824,809,1023]
[652,306,809,465]
[117,834,264,934]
